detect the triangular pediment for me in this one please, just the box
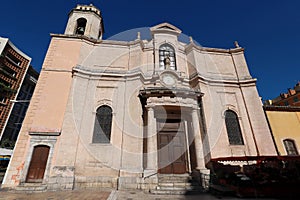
[160,26,175,30]
[150,22,182,35]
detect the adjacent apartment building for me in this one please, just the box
[1,4,277,192]
[264,106,300,156]
[265,82,300,106]
[0,37,34,145]
[0,66,38,148]
[263,83,300,157]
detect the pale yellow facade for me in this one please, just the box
[265,107,300,156]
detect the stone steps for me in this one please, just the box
[15,183,47,192]
[158,175,191,183]
[150,174,204,195]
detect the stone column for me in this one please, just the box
[191,108,206,170]
[144,106,157,176]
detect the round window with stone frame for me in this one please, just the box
[160,73,177,87]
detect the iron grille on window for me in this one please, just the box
[283,139,298,155]
[225,110,244,145]
[92,105,112,143]
[159,44,176,70]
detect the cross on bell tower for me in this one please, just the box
[64,4,104,40]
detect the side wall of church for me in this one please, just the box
[1,37,82,188]
[45,39,148,189]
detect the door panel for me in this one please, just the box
[26,145,50,183]
[157,121,187,174]
[172,130,187,174]
[158,134,172,174]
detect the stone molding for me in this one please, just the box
[51,32,244,56]
[73,65,256,86]
[20,135,58,185]
[264,105,300,112]
[29,132,61,136]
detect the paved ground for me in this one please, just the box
[0,189,281,200]
[0,189,111,200]
[111,190,239,200]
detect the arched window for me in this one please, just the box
[75,18,87,35]
[159,44,176,70]
[225,110,244,145]
[93,105,113,143]
[283,139,298,155]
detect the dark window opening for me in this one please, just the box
[225,110,244,145]
[0,64,16,77]
[284,139,298,155]
[6,53,21,66]
[0,96,6,103]
[293,97,299,103]
[75,18,87,35]
[92,105,113,143]
[0,79,11,88]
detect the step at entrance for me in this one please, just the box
[15,183,47,192]
[150,174,204,195]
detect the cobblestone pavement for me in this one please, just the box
[0,189,111,200]
[0,189,280,200]
[110,190,240,200]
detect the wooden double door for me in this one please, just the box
[157,119,188,174]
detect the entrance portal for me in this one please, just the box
[157,119,187,174]
[26,145,50,183]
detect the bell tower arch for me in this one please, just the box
[64,4,104,40]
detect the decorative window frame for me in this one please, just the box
[158,43,177,70]
[94,99,114,114]
[223,109,244,146]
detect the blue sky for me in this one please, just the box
[1,0,300,100]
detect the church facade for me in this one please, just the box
[2,4,277,191]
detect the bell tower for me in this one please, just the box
[64,4,104,40]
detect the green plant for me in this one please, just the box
[0,82,16,93]
[0,138,15,149]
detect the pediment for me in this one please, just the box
[150,22,182,35]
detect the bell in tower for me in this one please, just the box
[64,4,104,40]
[75,18,87,35]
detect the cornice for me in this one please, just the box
[139,87,203,99]
[185,42,244,54]
[72,65,152,82]
[264,105,300,112]
[50,34,145,48]
[189,72,257,86]
[73,65,256,87]
[50,33,243,56]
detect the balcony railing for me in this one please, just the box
[5,55,21,68]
